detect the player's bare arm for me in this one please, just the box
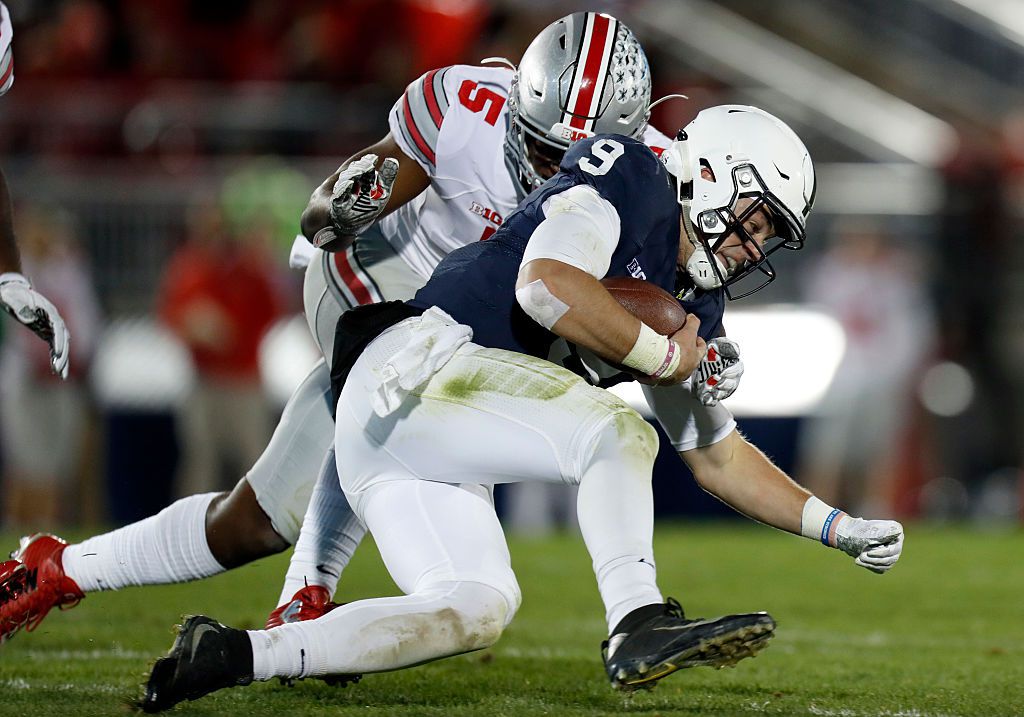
[680,430,905,572]
[0,166,21,271]
[681,429,807,533]
[0,160,70,379]
[300,134,429,243]
[517,258,705,384]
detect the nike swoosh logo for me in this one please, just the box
[281,601,302,623]
[651,618,717,631]
[604,633,627,660]
[188,623,219,661]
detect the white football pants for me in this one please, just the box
[335,316,664,635]
[248,229,422,543]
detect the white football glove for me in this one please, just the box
[835,516,904,574]
[327,154,400,240]
[691,337,743,406]
[0,272,70,379]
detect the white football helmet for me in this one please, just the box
[662,105,816,299]
[503,12,652,196]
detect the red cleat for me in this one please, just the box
[266,585,359,688]
[0,534,84,644]
[1,560,29,642]
[265,585,340,630]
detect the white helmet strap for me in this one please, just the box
[669,131,728,291]
[669,131,701,249]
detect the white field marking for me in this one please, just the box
[807,706,963,717]
[0,679,121,694]
[782,628,1016,651]
[496,630,1013,663]
[744,703,962,717]
[18,646,150,661]
[495,646,593,660]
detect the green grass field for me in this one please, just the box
[1,523,1022,717]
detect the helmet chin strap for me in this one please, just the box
[480,56,517,71]
[686,245,728,291]
[670,131,727,291]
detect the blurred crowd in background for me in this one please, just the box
[1,0,1022,531]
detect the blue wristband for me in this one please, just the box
[820,509,841,546]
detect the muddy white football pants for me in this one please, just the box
[248,317,664,679]
[337,319,664,631]
[253,482,514,679]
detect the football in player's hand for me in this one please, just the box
[601,277,687,335]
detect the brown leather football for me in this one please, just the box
[601,277,687,336]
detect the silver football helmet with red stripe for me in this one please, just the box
[1,1,14,95]
[504,12,652,195]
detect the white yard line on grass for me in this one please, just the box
[16,645,149,661]
[807,705,963,717]
[0,678,122,694]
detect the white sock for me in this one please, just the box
[62,493,224,592]
[576,418,663,632]
[251,581,509,680]
[277,448,366,605]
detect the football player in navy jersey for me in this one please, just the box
[141,107,906,710]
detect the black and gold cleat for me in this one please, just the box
[140,615,254,712]
[601,598,775,690]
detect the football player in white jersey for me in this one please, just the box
[1,12,746,646]
[0,2,71,381]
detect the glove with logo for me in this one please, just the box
[691,337,743,406]
[327,154,400,241]
[0,272,70,379]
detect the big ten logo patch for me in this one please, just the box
[470,202,503,241]
[551,122,594,144]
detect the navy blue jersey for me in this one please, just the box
[410,134,725,362]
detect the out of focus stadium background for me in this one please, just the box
[1,0,1022,532]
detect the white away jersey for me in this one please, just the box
[383,63,671,281]
[384,64,519,280]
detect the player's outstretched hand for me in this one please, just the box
[0,272,69,379]
[661,314,706,385]
[835,516,904,574]
[692,337,743,406]
[328,153,400,239]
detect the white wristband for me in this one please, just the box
[800,496,846,547]
[621,323,681,378]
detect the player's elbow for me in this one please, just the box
[518,257,581,288]
[516,260,580,331]
[300,199,330,242]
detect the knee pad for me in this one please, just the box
[588,410,659,472]
[430,580,521,651]
[244,361,334,544]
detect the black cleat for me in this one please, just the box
[602,598,775,690]
[140,615,254,712]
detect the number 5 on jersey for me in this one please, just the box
[580,139,625,176]
[458,80,505,126]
